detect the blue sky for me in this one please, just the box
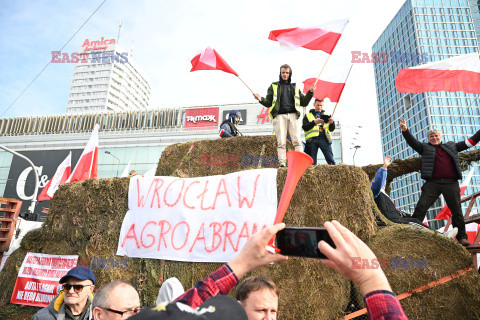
[0,0,408,165]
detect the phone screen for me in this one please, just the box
[276,227,335,259]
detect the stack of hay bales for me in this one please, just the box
[0,136,479,319]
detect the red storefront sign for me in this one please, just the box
[185,107,219,128]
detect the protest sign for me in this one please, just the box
[11,253,78,307]
[117,168,277,262]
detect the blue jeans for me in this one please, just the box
[304,133,335,165]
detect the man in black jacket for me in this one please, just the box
[400,118,480,246]
[302,99,336,165]
[254,64,315,167]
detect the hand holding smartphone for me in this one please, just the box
[276,226,336,259]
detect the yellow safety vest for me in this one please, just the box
[268,83,301,119]
[304,112,332,143]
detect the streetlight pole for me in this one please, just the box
[0,145,39,214]
[353,145,361,166]
[105,151,120,177]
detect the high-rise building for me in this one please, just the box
[373,0,480,228]
[66,37,150,113]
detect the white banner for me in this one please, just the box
[117,169,278,262]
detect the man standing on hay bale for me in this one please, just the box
[302,98,336,165]
[31,265,95,320]
[400,118,480,246]
[129,222,408,320]
[253,64,315,167]
[372,155,458,238]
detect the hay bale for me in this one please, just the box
[156,136,291,177]
[360,225,480,319]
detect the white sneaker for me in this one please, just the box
[444,227,459,239]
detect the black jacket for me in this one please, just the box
[402,128,480,180]
[258,66,313,119]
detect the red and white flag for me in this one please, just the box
[435,168,475,220]
[38,152,71,201]
[66,124,99,183]
[396,52,480,94]
[466,211,479,243]
[190,47,238,76]
[268,19,349,53]
[302,65,350,102]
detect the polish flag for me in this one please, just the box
[302,65,350,102]
[466,210,479,243]
[190,47,238,76]
[66,124,99,183]
[121,160,131,177]
[435,168,475,220]
[396,52,480,94]
[268,19,349,53]
[38,152,72,201]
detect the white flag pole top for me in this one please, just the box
[276,18,349,51]
[121,160,131,177]
[461,168,475,187]
[404,52,480,71]
[66,123,99,183]
[46,152,72,198]
[143,166,156,177]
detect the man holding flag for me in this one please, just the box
[253,64,315,167]
[399,119,480,246]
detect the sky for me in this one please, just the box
[0,0,409,166]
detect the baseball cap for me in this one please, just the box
[59,265,95,284]
[129,295,247,320]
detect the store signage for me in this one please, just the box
[184,107,219,128]
[3,150,83,220]
[82,37,116,52]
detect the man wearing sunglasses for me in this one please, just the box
[31,265,95,320]
[92,280,141,320]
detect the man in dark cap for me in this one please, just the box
[32,265,95,320]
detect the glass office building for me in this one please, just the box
[373,0,480,229]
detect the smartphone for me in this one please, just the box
[276,227,335,259]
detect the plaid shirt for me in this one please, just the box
[174,264,238,308]
[365,290,408,320]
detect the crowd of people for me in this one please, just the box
[31,221,408,320]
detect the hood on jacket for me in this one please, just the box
[278,64,292,83]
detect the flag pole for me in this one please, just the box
[237,76,254,94]
[314,54,332,86]
[331,64,353,117]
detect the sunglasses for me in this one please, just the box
[104,307,142,318]
[62,283,93,293]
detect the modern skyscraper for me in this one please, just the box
[66,37,151,113]
[373,0,480,228]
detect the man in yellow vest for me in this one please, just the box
[253,64,315,167]
[302,99,336,165]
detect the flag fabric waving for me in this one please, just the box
[302,65,350,102]
[268,19,349,53]
[38,152,72,201]
[396,52,480,94]
[190,47,238,76]
[435,168,475,220]
[121,160,131,177]
[66,124,99,183]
